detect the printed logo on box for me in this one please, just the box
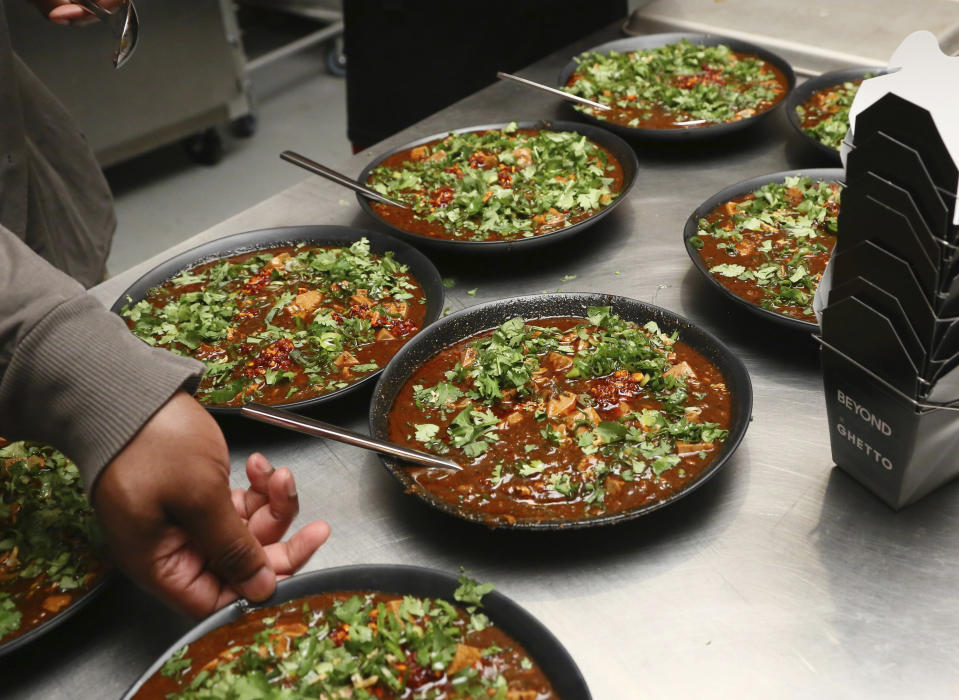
[835,389,894,471]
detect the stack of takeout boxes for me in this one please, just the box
[815,31,959,509]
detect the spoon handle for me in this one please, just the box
[280,150,409,209]
[241,404,462,472]
[496,72,611,112]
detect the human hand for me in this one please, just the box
[30,0,126,26]
[92,391,330,618]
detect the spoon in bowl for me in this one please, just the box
[280,150,409,209]
[241,404,462,471]
[496,72,611,112]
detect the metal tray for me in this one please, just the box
[557,32,796,141]
[355,120,639,253]
[121,565,592,699]
[683,168,845,333]
[785,66,892,162]
[110,225,445,416]
[369,292,752,531]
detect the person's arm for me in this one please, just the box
[0,226,204,488]
[0,227,330,616]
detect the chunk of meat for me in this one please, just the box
[664,361,697,380]
[333,351,359,367]
[383,301,408,318]
[410,145,430,161]
[547,391,578,418]
[41,595,72,613]
[512,146,533,168]
[376,328,396,341]
[468,151,499,170]
[263,252,290,271]
[350,289,372,306]
[605,476,625,497]
[532,207,566,228]
[427,149,447,162]
[448,644,483,675]
[676,441,714,456]
[461,346,477,368]
[287,290,324,315]
[544,351,573,371]
[507,692,539,700]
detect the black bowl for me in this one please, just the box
[557,32,796,141]
[0,574,110,658]
[683,168,845,333]
[785,66,891,162]
[369,293,752,530]
[110,225,445,416]
[355,120,639,253]
[121,564,591,699]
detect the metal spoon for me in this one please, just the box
[74,0,139,69]
[241,404,462,471]
[496,72,611,112]
[280,150,409,209]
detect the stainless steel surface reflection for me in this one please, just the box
[8,22,959,700]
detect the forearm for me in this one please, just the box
[0,227,204,490]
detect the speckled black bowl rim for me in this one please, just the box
[109,225,445,416]
[121,564,592,700]
[785,66,892,162]
[369,293,753,531]
[355,120,639,253]
[0,572,111,658]
[683,168,845,333]
[557,32,797,141]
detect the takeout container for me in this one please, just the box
[368,292,753,530]
[557,32,796,141]
[121,565,592,700]
[814,31,959,508]
[110,225,445,416]
[355,120,639,253]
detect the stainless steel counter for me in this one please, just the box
[6,22,959,699]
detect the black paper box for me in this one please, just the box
[820,340,959,509]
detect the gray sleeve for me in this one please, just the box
[0,226,205,492]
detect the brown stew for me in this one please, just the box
[365,126,624,242]
[388,310,731,525]
[564,40,788,130]
[692,175,840,321]
[0,440,107,644]
[136,588,556,699]
[796,77,869,151]
[122,240,427,407]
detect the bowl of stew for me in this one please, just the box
[0,441,110,657]
[356,120,639,252]
[684,168,843,332]
[369,293,752,530]
[558,32,795,141]
[111,226,444,415]
[785,66,890,162]
[122,565,591,699]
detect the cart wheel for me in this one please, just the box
[183,128,224,166]
[231,113,258,139]
[325,36,346,77]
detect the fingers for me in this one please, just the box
[240,452,273,517]
[246,467,299,544]
[264,521,331,575]
[48,4,96,25]
[166,470,275,603]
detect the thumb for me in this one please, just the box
[167,477,276,603]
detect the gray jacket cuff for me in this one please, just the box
[0,293,204,492]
